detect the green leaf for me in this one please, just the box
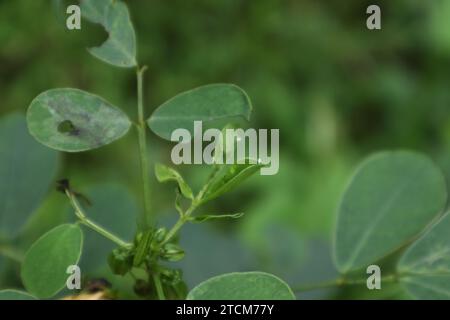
[200,162,264,204]
[27,88,131,152]
[334,151,447,273]
[81,0,137,67]
[189,213,244,223]
[0,113,59,238]
[187,272,295,300]
[148,84,252,141]
[397,214,450,299]
[21,224,83,298]
[155,163,194,199]
[0,290,37,300]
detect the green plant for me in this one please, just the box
[1,0,450,300]
[0,0,290,300]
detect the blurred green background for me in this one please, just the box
[1,0,450,299]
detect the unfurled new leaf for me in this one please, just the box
[148,84,252,141]
[155,164,194,199]
[81,0,137,67]
[189,213,244,223]
[200,162,264,204]
[334,151,447,273]
[27,88,131,152]
[21,224,83,298]
[398,214,450,299]
[187,272,295,300]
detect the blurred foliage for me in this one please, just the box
[1,0,450,299]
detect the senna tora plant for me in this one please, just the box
[1,0,450,301]
[0,0,292,300]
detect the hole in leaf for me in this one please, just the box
[57,120,79,136]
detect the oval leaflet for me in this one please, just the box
[187,271,295,300]
[334,151,447,272]
[148,84,252,141]
[27,88,131,152]
[21,224,83,298]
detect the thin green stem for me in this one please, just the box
[162,216,187,246]
[66,190,131,248]
[152,273,166,300]
[162,201,198,246]
[136,65,152,228]
[79,219,129,248]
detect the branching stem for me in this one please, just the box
[65,190,131,248]
[162,200,198,246]
[161,166,220,246]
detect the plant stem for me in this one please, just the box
[161,166,218,245]
[0,244,24,263]
[162,201,198,245]
[65,190,131,248]
[293,274,398,292]
[136,65,152,228]
[152,273,166,300]
[79,219,129,248]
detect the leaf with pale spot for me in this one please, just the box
[27,88,131,152]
